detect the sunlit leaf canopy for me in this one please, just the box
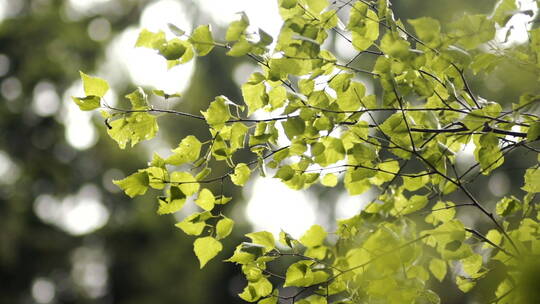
[71,0,540,303]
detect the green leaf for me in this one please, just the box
[246,231,275,252]
[258,294,278,304]
[72,96,100,111]
[80,71,109,98]
[299,225,326,247]
[380,32,410,59]
[170,171,199,196]
[336,81,365,111]
[107,112,158,149]
[306,0,328,14]
[242,80,267,115]
[462,253,483,277]
[239,278,273,302]
[344,167,374,195]
[370,160,400,186]
[202,96,231,126]
[113,171,149,198]
[408,17,441,48]
[473,133,503,175]
[347,2,379,51]
[195,188,215,211]
[492,0,517,26]
[268,58,312,77]
[527,122,540,141]
[231,163,251,186]
[157,186,187,214]
[257,29,274,47]
[402,173,429,191]
[166,135,202,166]
[125,87,148,110]
[426,201,456,225]
[428,219,466,246]
[226,38,253,57]
[284,261,328,287]
[321,173,338,187]
[216,217,235,240]
[279,230,297,248]
[190,25,214,56]
[395,194,428,215]
[496,196,521,217]
[449,14,495,49]
[226,12,249,41]
[268,86,287,110]
[167,23,185,36]
[196,167,212,181]
[135,29,166,48]
[230,122,248,151]
[284,261,314,287]
[282,117,305,140]
[275,165,295,181]
[194,236,222,268]
[175,211,211,236]
[522,168,540,193]
[471,53,501,75]
[152,89,181,99]
[157,38,186,60]
[145,167,167,190]
[226,245,256,265]
[296,295,327,304]
[429,258,447,282]
[314,137,346,166]
[456,276,475,292]
[484,229,502,249]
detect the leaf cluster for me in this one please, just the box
[73,0,540,303]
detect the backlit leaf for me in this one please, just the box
[202,96,231,126]
[175,211,212,236]
[429,258,447,282]
[194,236,222,268]
[300,225,327,247]
[190,25,214,56]
[246,231,275,252]
[72,96,100,111]
[216,217,234,240]
[166,135,202,166]
[80,71,109,97]
[195,188,215,211]
[231,163,251,186]
[113,171,149,198]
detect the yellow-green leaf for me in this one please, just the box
[246,231,275,252]
[300,224,327,247]
[113,171,149,198]
[429,258,447,282]
[195,188,215,211]
[190,25,214,56]
[157,186,187,214]
[202,96,231,127]
[72,96,100,111]
[321,173,338,187]
[80,71,109,98]
[166,135,202,166]
[175,212,211,236]
[231,163,251,186]
[170,171,199,196]
[216,217,235,240]
[194,236,222,268]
